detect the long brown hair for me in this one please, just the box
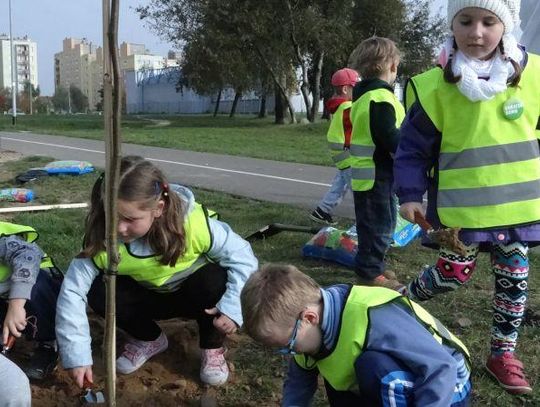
[443,38,522,87]
[81,155,186,266]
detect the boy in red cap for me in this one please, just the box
[310,68,359,225]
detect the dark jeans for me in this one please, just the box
[326,350,471,406]
[353,178,396,280]
[87,263,228,349]
[0,268,62,342]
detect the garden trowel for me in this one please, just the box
[80,379,105,405]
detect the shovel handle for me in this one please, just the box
[413,211,433,232]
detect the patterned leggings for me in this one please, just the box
[407,242,529,353]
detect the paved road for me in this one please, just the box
[0,131,355,219]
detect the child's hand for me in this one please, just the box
[205,307,238,335]
[400,202,424,223]
[2,298,27,345]
[69,366,94,389]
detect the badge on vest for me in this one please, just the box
[502,98,524,120]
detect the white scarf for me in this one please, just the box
[439,35,523,102]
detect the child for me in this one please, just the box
[56,156,258,388]
[310,68,359,226]
[0,221,62,380]
[395,0,538,394]
[0,354,31,406]
[347,37,405,289]
[241,264,472,407]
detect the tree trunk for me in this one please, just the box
[274,84,285,124]
[252,45,296,123]
[284,0,314,121]
[258,92,267,118]
[321,96,330,120]
[213,89,222,117]
[229,90,241,117]
[298,62,313,121]
[309,50,324,122]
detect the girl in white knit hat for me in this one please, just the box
[394,0,538,395]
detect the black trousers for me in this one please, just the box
[87,263,227,349]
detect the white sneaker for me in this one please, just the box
[200,347,229,386]
[116,332,168,374]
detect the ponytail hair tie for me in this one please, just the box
[162,182,169,197]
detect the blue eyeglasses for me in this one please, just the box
[276,317,302,355]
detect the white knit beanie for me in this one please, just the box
[447,0,521,33]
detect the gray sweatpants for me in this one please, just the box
[0,355,31,406]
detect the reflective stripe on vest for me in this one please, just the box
[0,221,54,282]
[410,54,540,228]
[327,101,353,169]
[93,203,212,292]
[294,286,470,391]
[349,88,405,191]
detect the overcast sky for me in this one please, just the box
[1,0,446,96]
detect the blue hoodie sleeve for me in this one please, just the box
[282,359,319,407]
[394,102,441,204]
[365,303,458,407]
[55,257,99,369]
[207,218,258,327]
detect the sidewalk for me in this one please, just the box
[0,131,355,219]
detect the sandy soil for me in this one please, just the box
[9,313,244,406]
[0,150,24,163]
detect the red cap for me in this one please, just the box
[331,68,359,87]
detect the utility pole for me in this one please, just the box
[28,61,32,115]
[8,0,17,125]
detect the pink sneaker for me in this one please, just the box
[200,347,229,386]
[485,352,532,394]
[116,332,168,374]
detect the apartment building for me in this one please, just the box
[54,38,178,111]
[119,42,178,72]
[54,37,102,110]
[0,34,38,92]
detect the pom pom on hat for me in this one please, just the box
[447,0,520,33]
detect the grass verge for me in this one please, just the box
[1,156,538,406]
[0,114,331,166]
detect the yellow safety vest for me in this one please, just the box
[0,221,55,283]
[93,203,213,292]
[295,286,470,392]
[327,101,353,170]
[408,54,540,228]
[349,88,405,191]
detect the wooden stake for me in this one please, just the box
[103,0,121,405]
[0,203,88,213]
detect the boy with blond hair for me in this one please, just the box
[310,68,359,225]
[348,37,404,290]
[241,264,472,407]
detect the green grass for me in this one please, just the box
[0,114,331,165]
[1,156,539,406]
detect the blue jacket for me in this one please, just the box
[282,285,470,407]
[56,184,258,369]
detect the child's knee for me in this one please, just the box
[435,257,476,285]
